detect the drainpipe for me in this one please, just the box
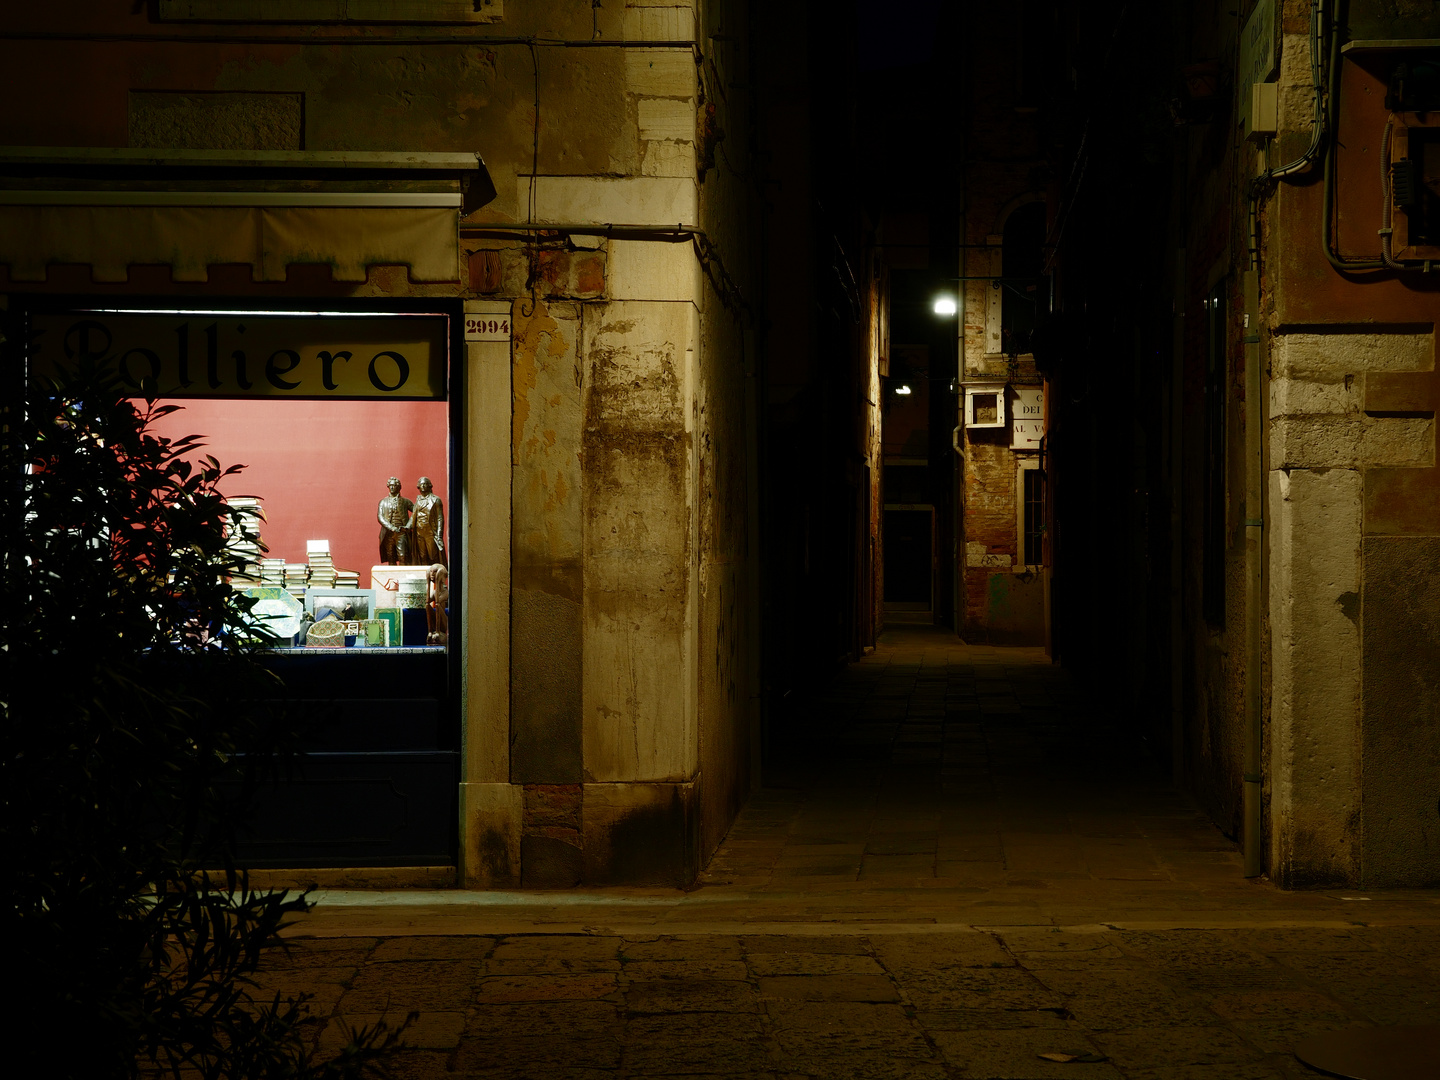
[1242,265,1264,878]
[954,89,968,638]
[1170,249,1185,787]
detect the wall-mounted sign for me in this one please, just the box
[464,300,512,342]
[1013,386,1044,421]
[1239,0,1277,92]
[29,311,448,400]
[1011,419,1044,451]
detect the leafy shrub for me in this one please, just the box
[1,358,408,1078]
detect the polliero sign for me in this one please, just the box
[29,309,450,400]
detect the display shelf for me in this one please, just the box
[266,646,445,655]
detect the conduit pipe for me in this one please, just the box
[1257,0,1329,187]
[1321,0,1388,270]
[1376,114,1429,271]
[1242,267,1264,879]
[460,221,752,320]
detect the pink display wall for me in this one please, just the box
[145,398,449,586]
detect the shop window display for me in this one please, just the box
[29,306,454,653]
[148,397,450,650]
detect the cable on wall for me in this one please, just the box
[461,222,752,322]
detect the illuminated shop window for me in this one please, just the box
[29,304,455,653]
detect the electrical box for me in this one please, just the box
[964,385,1006,429]
[1389,111,1440,263]
[1246,83,1278,142]
[1239,0,1277,141]
[1348,0,1440,41]
[1332,39,1440,261]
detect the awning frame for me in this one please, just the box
[0,147,497,214]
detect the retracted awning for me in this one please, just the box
[0,147,496,283]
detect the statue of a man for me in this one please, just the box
[412,476,445,567]
[377,476,414,565]
[426,563,449,644]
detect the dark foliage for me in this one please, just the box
[1,358,410,1077]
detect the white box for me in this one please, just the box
[1246,82,1278,142]
[965,385,1006,428]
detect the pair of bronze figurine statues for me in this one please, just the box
[377,476,445,566]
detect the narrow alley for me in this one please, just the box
[725,626,1207,897]
[266,629,1440,1079]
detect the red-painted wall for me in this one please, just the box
[145,398,449,587]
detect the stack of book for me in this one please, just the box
[223,497,264,582]
[283,563,309,597]
[334,568,360,590]
[306,540,337,589]
[258,559,287,588]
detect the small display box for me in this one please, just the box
[964,385,1007,429]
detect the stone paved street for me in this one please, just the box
[263,627,1440,1079]
[260,923,1440,1079]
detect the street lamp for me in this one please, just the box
[932,295,958,316]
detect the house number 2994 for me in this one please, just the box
[464,316,511,342]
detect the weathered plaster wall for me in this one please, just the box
[1261,6,1440,884]
[582,299,696,784]
[1262,5,1440,885]
[1362,537,1440,885]
[690,0,758,868]
[694,270,756,861]
[511,301,584,790]
[1266,323,1440,885]
[2,2,631,161]
[1268,462,1363,885]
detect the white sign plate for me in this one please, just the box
[1011,419,1044,450]
[1013,387,1045,421]
[464,301,512,342]
[1240,0,1277,91]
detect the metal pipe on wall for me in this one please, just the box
[1242,267,1265,879]
[1170,247,1186,789]
[954,64,969,640]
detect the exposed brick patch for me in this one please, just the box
[530,248,606,299]
[468,249,503,293]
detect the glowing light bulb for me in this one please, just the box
[933,296,958,316]
[895,384,912,395]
